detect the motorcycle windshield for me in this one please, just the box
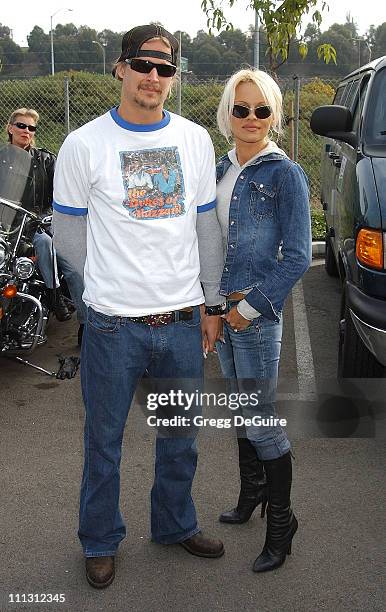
[0,144,34,234]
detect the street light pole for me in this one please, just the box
[352,37,371,70]
[253,9,259,69]
[92,40,106,75]
[50,7,73,76]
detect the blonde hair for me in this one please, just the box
[217,69,283,143]
[6,108,39,144]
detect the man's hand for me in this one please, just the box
[222,306,250,332]
[200,306,223,353]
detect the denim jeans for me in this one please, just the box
[33,229,87,322]
[216,307,290,461]
[79,305,203,557]
[33,231,58,289]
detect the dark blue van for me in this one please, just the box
[311,57,386,377]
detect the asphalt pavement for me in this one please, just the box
[1,262,385,612]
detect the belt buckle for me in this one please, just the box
[148,312,173,326]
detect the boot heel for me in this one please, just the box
[261,498,267,518]
[287,542,292,556]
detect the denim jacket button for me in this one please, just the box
[233,195,237,200]
[240,175,244,179]
[230,244,234,248]
[224,267,228,271]
[230,221,235,225]
[260,183,264,188]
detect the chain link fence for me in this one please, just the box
[0,73,339,208]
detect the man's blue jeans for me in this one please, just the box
[216,310,290,461]
[79,306,203,557]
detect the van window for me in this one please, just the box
[345,80,360,111]
[352,77,370,133]
[363,67,386,153]
[333,86,346,105]
[340,81,353,106]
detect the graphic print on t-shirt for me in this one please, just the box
[120,147,185,220]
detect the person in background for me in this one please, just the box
[6,108,87,331]
[6,109,71,321]
[215,69,312,572]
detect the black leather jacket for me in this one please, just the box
[26,147,56,217]
[0,145,55,217]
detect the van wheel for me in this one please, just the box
[338,294,385,378]
[325,235,339,277]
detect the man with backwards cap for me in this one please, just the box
[53,25,226,588]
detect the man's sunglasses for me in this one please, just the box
[125,58,177,78]
[232,104,272,120]
[12,121,37,132]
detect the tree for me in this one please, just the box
[173,31,193,65]
[0,24,24,76]
[370,23,386,58]
[27,26,50,73]
[95,29,122,71]
[174,31,192,49]
[0,24,12,39]
[218,28,250,57]
[55,23,78,38]
[311,18,359,76]
[191,41,222,76]
[221,49,245,74]
[303,22,320,43]
[201,0,336,71]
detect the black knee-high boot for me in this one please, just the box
[252,451,297,572]
[219,436,267,524]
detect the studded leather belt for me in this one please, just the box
[126,307,193,326]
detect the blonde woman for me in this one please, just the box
[215,69,312,572]
[6,108,72,322]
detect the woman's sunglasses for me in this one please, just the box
[12,121,37,132]
[232,104,272,120]
[125,58,177,78]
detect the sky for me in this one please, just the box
[1,0,383,47]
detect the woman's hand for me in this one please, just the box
[222,306,250,332]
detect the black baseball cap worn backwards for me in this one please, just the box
[113,24,179,76]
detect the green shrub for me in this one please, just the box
[311,208,326,241]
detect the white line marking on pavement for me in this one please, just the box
[290,278,317,400]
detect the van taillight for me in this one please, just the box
[356,229,384,270]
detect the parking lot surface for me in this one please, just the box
[1,262,385,612]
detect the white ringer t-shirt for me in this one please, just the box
[53,108,216,316]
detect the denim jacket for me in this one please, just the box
[216,151,312,322]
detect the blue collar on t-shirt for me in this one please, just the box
[110,106,170,132]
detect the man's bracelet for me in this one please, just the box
[205,303,227,316]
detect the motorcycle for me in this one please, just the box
[0,144,78,378]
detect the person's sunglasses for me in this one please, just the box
[125,58,177,78]
[232,104,272,120]
[12,121,37,132]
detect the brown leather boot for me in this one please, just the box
[85,556,115,588]
[179,532,224,558]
